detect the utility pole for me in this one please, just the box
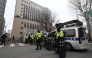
[84,12,91,41]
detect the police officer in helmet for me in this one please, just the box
[55,23,66,58]
[36,30,42,50]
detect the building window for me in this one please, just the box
[27,2,28,4]
[22,0,23,2]
[24,22,26,28]
[34,24,35,28]
[21,4,23,6]
[33,24,34,29]
[1,11,2,13]
[21,11,23,12]
[23,15,25,19]
[25,1,26,3]
[30,24,32,28]
[20,32,23,34]
[20,14,22,16]
[21,8,23,9]
[21,22,23,24]
[3,4,4,6]
[21,27,23,29]
[35,24,36,28]
[27,23,29,28]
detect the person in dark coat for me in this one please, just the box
[12,36,14,43]
[28,35,31,44]
[55,24,66,58]
[48,37,52,51]
[54,38,58,51]
[1,33,7,45]
[44,36,47,48]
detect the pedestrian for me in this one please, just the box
[44,36,47,48]
[1,33,7,45]
[28,35,31,44]
[47,37,52,51]
[12,36,14,43]
[35,30,42,50]
[55,24,66,58]
[30,33,34,45]
[25,34,28,44]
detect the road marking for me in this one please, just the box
[0,45,4,48]
[18,43,24,46]
[10,43,15,47]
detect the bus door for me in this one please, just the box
[78,27,87,44]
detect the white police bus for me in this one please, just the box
[56,20,89,50]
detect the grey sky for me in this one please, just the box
[4,0,80,31]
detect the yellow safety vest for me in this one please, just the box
[36,32,42,40]
[25,35,28,39]
[31,35,34,39]
[56,30,64,38]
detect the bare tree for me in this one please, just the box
[69,0,92,40]
[38,11,60,33]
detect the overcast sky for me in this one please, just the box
[4,0,85,31]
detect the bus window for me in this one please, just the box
[64,29,76,37]
[78,28,84,37]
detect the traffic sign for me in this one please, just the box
[90,10,92,17]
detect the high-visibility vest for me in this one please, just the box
[56,30,64,38]
[36,32,42,40]
[31,35,34,39]
[25,35,28,39]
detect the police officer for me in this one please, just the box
[54,32,59,54]
[55,24,66,58]
[25,34,28,44]
[30,33,34,45]
[36,30,42,50]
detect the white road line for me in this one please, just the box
[0,45,4,48]
[18,43,24,46]
[10,43,15,47]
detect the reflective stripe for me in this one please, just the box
[25,36,28,39]
[36,33,42,39]
[59,31,64,37]
[31,35,34,39]
[65,38,85,40]
[56,31,64,38]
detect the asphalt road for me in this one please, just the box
[0,43,92,58]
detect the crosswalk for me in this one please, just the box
[18,43,25,46]
[10,43,15,47]
[0,45,4,48]
[0,43,25,48]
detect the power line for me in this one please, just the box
[6,17,13,27]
